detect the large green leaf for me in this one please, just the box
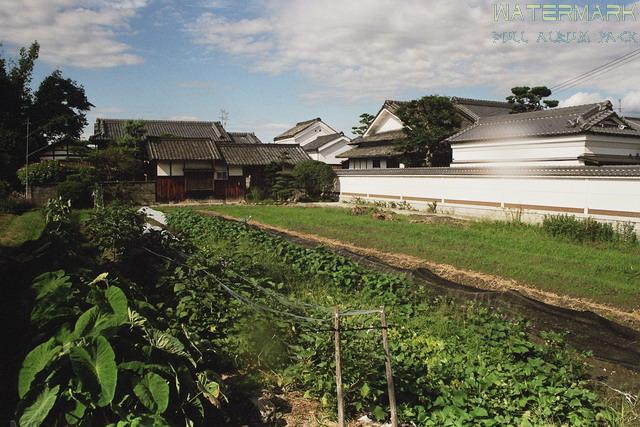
[31,270,71,301]
[18,385,60,427]
[105,286,128,323]
[69,336,117,407]
[73,287,129,338]
[133,373,170,414]
[18,337,61,398]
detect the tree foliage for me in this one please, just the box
[395,95,461,167]
[292,160,336,200]
[506,86,559,113]
[352,113,375,136]
[0,42,92,185]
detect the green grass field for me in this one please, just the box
[0,211,45,247]
[187,204,640,311]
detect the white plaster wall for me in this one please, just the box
[451,134,640,167]
[317,138,351,165]
[364,109,403,137]
[451,136,588,167]
[157,161,171,177]
[229,166,244,176]
[338,173,640,225]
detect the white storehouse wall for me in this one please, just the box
[336,167,640,226]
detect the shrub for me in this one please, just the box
[542,215,618,243]
[85,202,144,261]
[271,171,297,201]
[56,167,97,208]
[17,161,66,186]
[292,160,337,200]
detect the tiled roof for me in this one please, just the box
[448,101,640,143]
[625,117,640,130]
[350,130,406,145]
[274,118,322,141]
[229,132,263,144]
[303,132,347,151]
[336,141,401,159]
[147,138,222,160]
[218,143,310,165]
[451,97,513,121]
[379,97,511,123]
[93,118,231,142]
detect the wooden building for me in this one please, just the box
[91,117,310,202]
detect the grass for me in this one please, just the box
[0,211,45,247]
[182,204,640,311]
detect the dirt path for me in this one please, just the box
[198,210,640,331]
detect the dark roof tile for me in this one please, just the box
[147,138,222,160]
[218,143,310,165]
[274,118,322,141]
[303,132,347,151]
[93,118,231,141]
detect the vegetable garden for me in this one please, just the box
[8,206,631,426]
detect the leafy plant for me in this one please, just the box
[542,214,627,244]
[17,161,66,186]
[85,203,144,261]
[166,209,616,426]
[292,160,336,200]
[16,271,222,426]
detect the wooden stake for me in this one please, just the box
[334,310,345,427]
[380,307,399,427]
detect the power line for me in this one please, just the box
[550,48,640,94]
[143,247,330,324]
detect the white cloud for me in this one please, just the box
[621,91,640,114]
[0,0,148,68]
[187,0,640,100]
[559,92,608,107]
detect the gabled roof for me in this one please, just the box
[92,118,231,142]
[274,118,322,141]
[217,143,310,165]
[336,141,401,159]
[451,97,513,122]
[448,101,640,143]
[229,132,263,144]
[350,130,406,145]
[147,138,222,161]
[303,132,348,152]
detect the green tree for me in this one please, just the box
[352,113,375,136]
[28,70,94,151]
[0,42,40,184]
[0,41,93,186]
[292,160,336,200]
[506,86,559,113]
[395,95,461,167]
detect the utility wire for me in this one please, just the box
[550,48,640,93]
[144,247,330,324]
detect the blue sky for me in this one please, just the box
[1,0,639,142]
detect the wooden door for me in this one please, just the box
[156,177,185,203]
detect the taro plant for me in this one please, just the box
[16,271,223,426]
[86,203,144,261]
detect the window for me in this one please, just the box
[372,159,381,168]
[215,171,228,180]
[387,158,400,168]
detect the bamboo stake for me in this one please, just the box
[380,307,399,427]
[334,310,345,427]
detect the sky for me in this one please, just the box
[1,0,639,143]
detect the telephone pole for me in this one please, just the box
[25,118,30,198]
[219,109,229,127]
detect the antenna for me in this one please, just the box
[618,98,623,115]
[219,109,229,127]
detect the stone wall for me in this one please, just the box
[29,181,156,206]
[28,185,57,206]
